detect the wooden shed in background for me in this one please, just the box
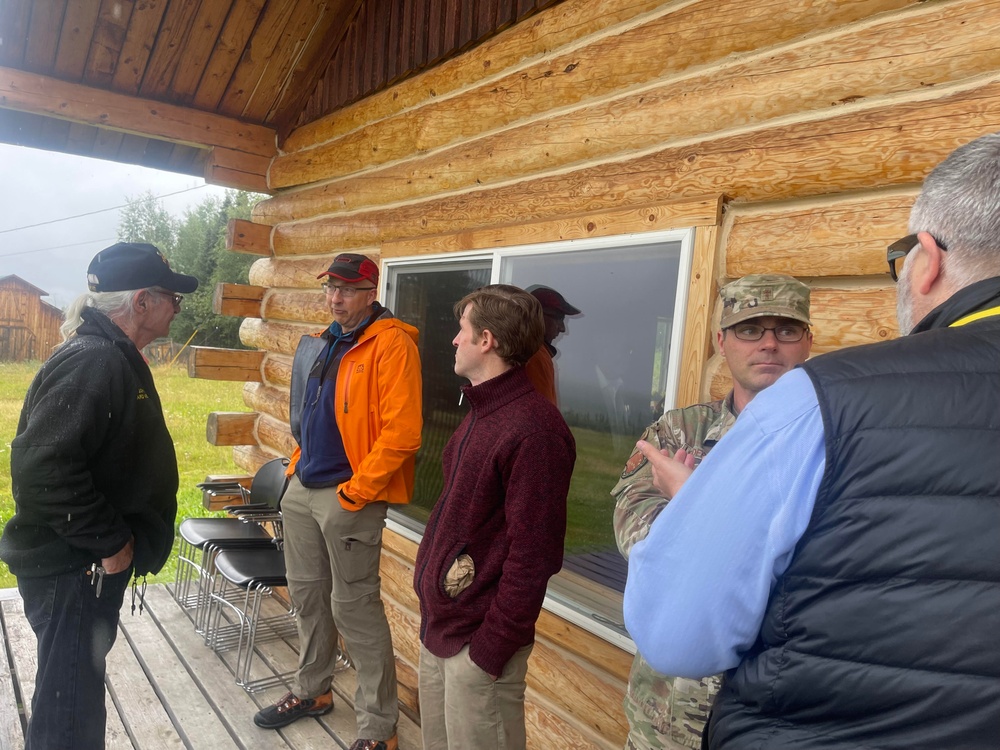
[4,0,1000,746]
[0,276,62,362]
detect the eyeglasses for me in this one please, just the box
[886,233,948,282]
[150,289,183,310]
[321,282,376,298]
[728,322,809,342]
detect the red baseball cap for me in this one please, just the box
[317,253,379,285]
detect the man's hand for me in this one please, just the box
[102,536,134,575]
[636,440,695,497]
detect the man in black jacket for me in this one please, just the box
[624,132,1000,749]
[0,242,197,750]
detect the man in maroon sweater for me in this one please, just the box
[414,284,577,750]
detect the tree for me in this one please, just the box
[117,191,177,253]
[116,189,262,349]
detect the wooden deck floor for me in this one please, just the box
[0,585,421,749]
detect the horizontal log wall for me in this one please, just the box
[193,0,1000,745]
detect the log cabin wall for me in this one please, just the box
[0,276,62,363]
[200,0,1000,746]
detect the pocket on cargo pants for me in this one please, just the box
[336,527,383,584]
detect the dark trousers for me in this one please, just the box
[18,566,132,750]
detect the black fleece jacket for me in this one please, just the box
[0,308,178,578]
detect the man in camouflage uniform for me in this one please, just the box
[611,273,813,750]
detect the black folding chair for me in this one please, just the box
[204,545,299,691]
[173,456,290,633]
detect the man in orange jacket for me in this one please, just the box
[253,253,422,750]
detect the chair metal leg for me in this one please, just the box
[205,577,296,692]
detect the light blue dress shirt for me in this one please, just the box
[624,367,827,679]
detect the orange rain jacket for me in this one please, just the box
[288,313,422,511]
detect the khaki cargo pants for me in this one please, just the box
[418,642,533,750]
[281,475,398,740]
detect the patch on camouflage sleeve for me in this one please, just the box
[621,448,647,479]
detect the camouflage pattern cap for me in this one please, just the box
[719,273,811,328]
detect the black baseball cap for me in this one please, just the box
[87,242,199,293]
[317,253,380,285]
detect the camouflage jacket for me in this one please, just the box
[611,394,738,750]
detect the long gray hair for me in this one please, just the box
[60,290,142,343]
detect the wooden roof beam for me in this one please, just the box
[0,65,277,159]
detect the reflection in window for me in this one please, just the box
[387,261,490,524]
[384,231,691,637]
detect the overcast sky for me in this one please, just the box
[0,143,232,308]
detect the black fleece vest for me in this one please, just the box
[709,317,1000,750]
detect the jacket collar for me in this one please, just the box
[460,366,535,417]
[910,276,1000,334]
[76,307,156,393]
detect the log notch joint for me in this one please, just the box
[188,346,265,382]
[206,411,259,446]
[214,283,266,318]
[226,219,273,256]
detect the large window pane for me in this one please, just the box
[384,232,689,640]
[387,261,491,525]
[500,241,683,630]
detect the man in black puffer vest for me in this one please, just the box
[623,133,1000,749]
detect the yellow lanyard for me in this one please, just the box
[949,304,1000,328]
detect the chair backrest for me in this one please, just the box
[249,457,291,510]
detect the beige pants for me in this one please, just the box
[418,642,533,750]
[281,475,398,740]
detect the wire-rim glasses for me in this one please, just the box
[321,282,376,298]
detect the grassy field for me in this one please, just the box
[0,360,247,589]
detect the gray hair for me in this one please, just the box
[909,132,1000,288]
[60,290,142,343]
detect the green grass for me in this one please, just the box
[564,425,627,553]
[0,361,247,589]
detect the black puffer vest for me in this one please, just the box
[709,279,1000,750]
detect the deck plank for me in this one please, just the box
[0,601,25,750]
[140,585,294,750]
[107,617,195,748]
[0,586,422,749]
[190,586,349,748]
[117,599,240,749]
[2,598,36,726]
[3,596,141,748]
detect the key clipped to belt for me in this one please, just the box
[90,563,107,598]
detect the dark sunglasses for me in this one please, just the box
[886,233,948,282]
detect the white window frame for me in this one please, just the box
[381,227,696,649]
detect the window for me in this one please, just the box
[383,229,693,645]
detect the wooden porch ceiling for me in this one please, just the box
[0,0,564,193]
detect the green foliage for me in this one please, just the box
[116,189,264,349]
[117,190,177,253]
[0,362,247,590]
